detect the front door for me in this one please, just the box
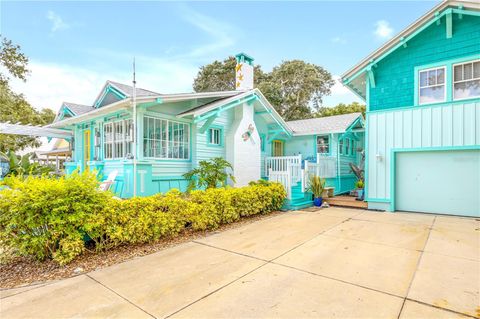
[272,140,284,157]
[83,130,91,170]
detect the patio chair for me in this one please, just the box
[99,170,118,192]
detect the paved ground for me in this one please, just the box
[1,207,479,319]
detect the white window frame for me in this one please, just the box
[143,116,190,160]
[418,66,447,105]
[452,59,480,101]
[316,135,330,155]
[103,119,133,160]
[208,128,221,146]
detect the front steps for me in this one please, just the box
[325,195,367,209]
[283,182,313,210]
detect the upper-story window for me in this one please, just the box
[208,127,222,146]
[316,135,330,154]
[453,60,480,101]
[418,67,446,105]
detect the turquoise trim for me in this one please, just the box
[235,52,254,66]
[413,54,480,106]
[95,84,127,108]
[365,78,370,199]
[367,97,480,115]
[260,134,266,152]
[366,198,391,203]
[314,134,331,157]
[344,7,480,85]
[206,125,224,147]
[194,95,257,123]
[389,145,480,211]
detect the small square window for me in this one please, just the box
[208,128,222,146]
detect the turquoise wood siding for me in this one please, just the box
[366,101,480,202]
[369,14,480,111]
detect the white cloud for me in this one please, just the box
[46,11,69,33]
[8,57,199,113]
[374,20,394,40]
[331,36,347,44]
[322,75,362,106]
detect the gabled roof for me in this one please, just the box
[93,80,160,108]
[107,80,160,97]
[63,102,94,115]
[286,113,363,136]
[342,0,480,99]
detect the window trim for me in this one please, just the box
[103,119,133,160]
[142,115,191,161]
[315,134,331,156]
[206,125,224,147]
[413,54,480,107]
[417,66,447,106]
[452,59,480,102]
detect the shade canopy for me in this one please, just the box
[0,122,73,139]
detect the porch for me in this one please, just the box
[264,154,361,210]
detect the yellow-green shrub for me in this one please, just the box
[0,172,112,265]
[0,177,286,265]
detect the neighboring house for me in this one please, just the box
[41,53,364,209]
[342,0,480,217]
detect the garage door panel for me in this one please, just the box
[395,150,480,217]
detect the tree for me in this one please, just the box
[193,57,334,121]
[0,36,55,153]
[315,102,366,118]
[183,157,236,192]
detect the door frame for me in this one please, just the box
[271,139,285,157]
[390,145,480,212]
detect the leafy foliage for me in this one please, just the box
[0,37,56,152]
[316,102,366,118]
[0,174,286,265]
[193,56,334,121]
[183,157,236,191]
[1,150,55,177]
[306,175,326,198]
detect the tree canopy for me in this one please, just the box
[315,102,366,118]
[193,56,334,121]
[0,36,55,153]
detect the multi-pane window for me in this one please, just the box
[316,135,330,154]
[419,67,446,105]
[143,116,189,159]
[345,139,350,156]
[103,119,133,159]
[208,128,221,146]
[453,60,480,100]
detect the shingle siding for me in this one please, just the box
[369,14,480,111]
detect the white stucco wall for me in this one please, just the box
[226,102,261,186]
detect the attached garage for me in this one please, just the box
[394,149,480,217]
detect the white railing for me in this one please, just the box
[268,168,292,199]
[265,155,302,184]
[305,155,337,179]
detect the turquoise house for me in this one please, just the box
[342,0,480,217]
[40,53,365,209]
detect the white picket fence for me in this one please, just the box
[268,168,292,199]
[265,154,337,200]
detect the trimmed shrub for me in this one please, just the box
[0,176,286,265]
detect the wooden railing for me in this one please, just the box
[268,168,291,199]
[265,155,302,184]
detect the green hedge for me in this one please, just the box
[0,172,286,265]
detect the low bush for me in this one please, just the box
[0,175,286,265]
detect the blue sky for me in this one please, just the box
[2,1,437,112]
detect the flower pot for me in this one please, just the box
[357,189,364,200]
[313,197,323,207]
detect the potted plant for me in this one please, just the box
[307,175,326,207]
[355,179,364,200]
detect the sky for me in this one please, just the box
[1,0,437,113]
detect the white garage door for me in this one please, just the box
[395,149,480,217]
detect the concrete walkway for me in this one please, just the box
[1,208,479,318]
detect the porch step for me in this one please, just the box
[325,196,367,209]
[284,199,313,210]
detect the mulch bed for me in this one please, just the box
[0,211,283,290]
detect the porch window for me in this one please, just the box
[316,135,329,154]
[208,128,222,146]
[345,139,350,156]
[418,67,446,105]
[103,119,133,159]
[143,116,189,159]
[453,60,480,100]
[339,139,344,155]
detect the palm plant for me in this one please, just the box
[183,157,236,192]
[0,150,55,177]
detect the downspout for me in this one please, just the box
[337,135,341,194]
[132,59,137,197]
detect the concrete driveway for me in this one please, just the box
[1,208,479,318]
